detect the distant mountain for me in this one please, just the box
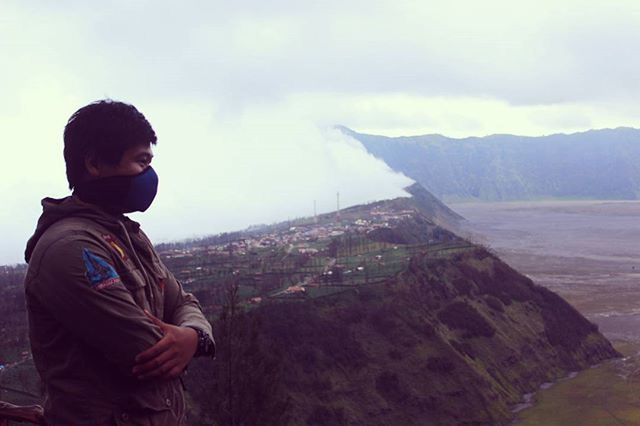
[339,126,640,201]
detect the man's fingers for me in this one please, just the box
[132,322,195,380]
[143,309,166,330]
[140,359,180,380]
[133,347,174,375]
[161,365,184,380]
[134,335,171,364]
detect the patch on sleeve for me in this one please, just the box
[101,234,128,261]
[82,248,122,290]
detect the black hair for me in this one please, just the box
[63,99,157,190]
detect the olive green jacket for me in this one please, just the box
[24,195,213,425]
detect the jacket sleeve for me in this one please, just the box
[163,269,214,341]
[135,228,214,351]
[29,235,164,377]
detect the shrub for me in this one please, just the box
[367,227,408,244]
[388,349,403,360]
[259,303,366,369]
[369,308,398,336]
[456,256,537,305]
[452,278,473,296]
[536,285,599,351]
[472,248,492,260]
[338,305,365,324]
[437,302,495,338]
[421,323,436,338]
[426,356,456,373]
[450,339,476,359]
[375,371,407,402]
[307,405,345,426]
[310,378,333,393]
[484,295,504,313]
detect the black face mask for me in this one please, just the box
[74,166,159,214]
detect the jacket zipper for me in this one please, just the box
[118,221,157,314]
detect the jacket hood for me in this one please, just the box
[24,195,140,263]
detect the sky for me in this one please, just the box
[2,0,640,264]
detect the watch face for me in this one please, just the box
[203,335,215,357]
[193,328,215,358]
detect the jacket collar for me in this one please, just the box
[24,195,141,262]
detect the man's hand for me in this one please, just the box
[132,310,198,380]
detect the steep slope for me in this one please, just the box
[403,182,464,226]
[339,126,640,201]
[250,249,616,425]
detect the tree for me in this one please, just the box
[190,281,290,426]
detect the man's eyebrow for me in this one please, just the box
[136,153,154,160]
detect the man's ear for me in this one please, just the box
[84,154,101,177]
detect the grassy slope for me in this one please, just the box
[188,247,619,425]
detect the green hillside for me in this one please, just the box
[185,244,617,425]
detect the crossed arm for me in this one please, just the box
[132,309,197,380]
[32,236,209,380]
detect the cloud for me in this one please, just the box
[8,0,640,106]
[3,0,640,263]
[263,94,639,138]
[0,94,412,264]
[134,101,412,244]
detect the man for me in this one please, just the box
[23,100,215,425]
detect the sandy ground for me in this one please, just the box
[451,200,640,341]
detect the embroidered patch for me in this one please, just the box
[82,248,122,290]
[101,234,128,261]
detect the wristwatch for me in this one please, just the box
[187,326,216,358]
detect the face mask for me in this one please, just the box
[74,166,159,213]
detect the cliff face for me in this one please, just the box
[198,245,618,426]
[401,182,464,227]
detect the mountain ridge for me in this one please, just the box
[338,124,640,142]
[339,126,640,202]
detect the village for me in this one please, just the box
[156,202,465,309]
[160,204,418,259]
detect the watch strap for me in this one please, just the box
[186,326,215,358]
